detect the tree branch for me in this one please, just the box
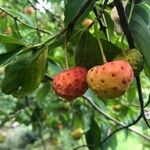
[0,6,52,35]
[27,0,41,40]
[113,0,134,48]
[113,0,149,128]
[83,95,150,141]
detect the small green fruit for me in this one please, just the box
[71,128,84,140]
[114,49,144,76]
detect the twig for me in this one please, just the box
[0,6,52,35]
[67,0,95,28]
[83,95,150,141]
[100,113,142,143]
[113,0,134,48]
[93,0,110,41]
[93,7,107,39]
[73,144,89,150]
[113,0,149,128]
[136,76,150,128]
[64,34,69,69]
[14,18,22,38]
[96,31,107,63]
[27,0,41,40]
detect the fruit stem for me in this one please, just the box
[64,34,69,69]
[96,34,107,64]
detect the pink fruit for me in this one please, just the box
[52,67,88,100]
[87,60,134,99]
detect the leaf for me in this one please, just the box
[36,82,51,101]
[0,49,21,66]
[0,34,27,46]
[100,124,117,150]
[127,82,136,103]
[126,2,150,75]
[75,31,121,68]
[1,48,48,98]
[64,0,96,27]
[85,118,101,150]
[0,34,28,51]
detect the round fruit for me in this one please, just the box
[52,67,88,100]
[114,49,144,76]
[82,18,93,27]
[71,128,84,140]
[24,6,35,15]
[87,60,134,99]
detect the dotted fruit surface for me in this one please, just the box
[52,67,88,100]
[87,60,134,99]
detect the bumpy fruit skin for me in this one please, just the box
[87,60,134,99]
[114,49,144,76]
[52,67,88,100]
[71,128,84,140]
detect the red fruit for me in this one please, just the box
[87,60,134,99]
[52,67,88,100]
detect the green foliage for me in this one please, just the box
[85,118,101,150]
[64,0,97,27]
[75,31,121,68]
[0,0,150,149]
[127,2,150,76]
[1,49,47,97]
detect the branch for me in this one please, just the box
[14,18,22,38]
[113,0,134,48]
[27,0,41,40]
[113,0,149,128]
[136,76,150,128]
[67,0,95,28]
[83,95,150,141]
[100,114,142,143]
[0,7,52,35]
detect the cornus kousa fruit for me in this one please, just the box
[71,128,84,140]
[114,49,144,76]
[52,67,88,100]
[87,60,134,99]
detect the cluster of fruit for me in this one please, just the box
[52,49,143,100]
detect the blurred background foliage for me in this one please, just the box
[0,0,150,150]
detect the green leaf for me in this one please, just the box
[0,34,28,51]
[75,31,121,68]
[100,124,117,150]
[64,0,96,27]
[85,118,101,150]
[36,82,51,101]
[1,48,48,97]
[127,82,136,103]
[0,49,21,66]
[126,2,150,75]
[0,34,27,46]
